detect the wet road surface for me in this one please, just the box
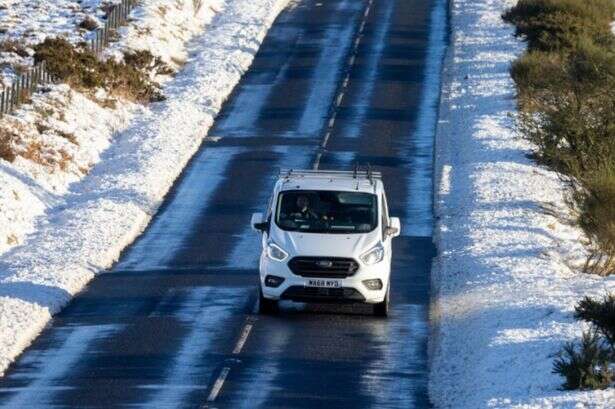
[0,0,447,407]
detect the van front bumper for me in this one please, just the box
[259,256,390,304]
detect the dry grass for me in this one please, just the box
[0,39,29,58]
[0,126,18,162]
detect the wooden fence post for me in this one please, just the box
[9,83,14,111]
[24,72,30,96]
[15,77,21,105]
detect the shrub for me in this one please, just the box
[33,37,163,103]
[575,294,615,347]
[78,16,99,31]
[576,168,615,275]
[504,0,615,275]
[553,331,613,390]
[502,0,615,52]
[124,50,174,76]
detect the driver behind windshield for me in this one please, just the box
[291,195,319,220]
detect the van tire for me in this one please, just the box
[258,287,278,314]
[373,287,389,317]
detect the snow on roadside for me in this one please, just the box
[0,0,221,255]
[105,0,224,75]
[0,0,289,377]
[0,86,138,254]
[430,0,615,407]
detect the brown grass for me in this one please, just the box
[0,39,29,58]
[0,127,18,162]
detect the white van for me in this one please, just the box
[251,169,400,316]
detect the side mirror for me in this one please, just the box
[384,217,401,238]
[251,212,269,233]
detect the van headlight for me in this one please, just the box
[360,243,385,265]
[266,242,288,262]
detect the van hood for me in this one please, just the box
[270,228,380,258]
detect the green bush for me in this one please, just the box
[575,294,615,347]
[504,0,615,275]
[33,38,163,103]
[554,294,615,389]
[553,331,613,390]
[502,0,615,52]
[576,168,615,275]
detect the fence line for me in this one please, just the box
[0,0,138,117]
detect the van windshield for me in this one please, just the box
[275,190,378,234]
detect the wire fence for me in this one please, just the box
[0,0,138,117]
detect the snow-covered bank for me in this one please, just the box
[430,0,615,407]
[0,0,289,376]
[0,0,222,255]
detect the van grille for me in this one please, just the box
[288,257,359,278]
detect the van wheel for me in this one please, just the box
[373,287,390,317]
[258,287,278,314]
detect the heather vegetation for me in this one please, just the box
[503,0,615,275]
[34,37,165,103]
[553,294,615,390]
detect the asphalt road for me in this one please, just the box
[0,0,446,407]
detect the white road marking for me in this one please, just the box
[233,323,254,354]
[142,288,245,409]
[336,92,345,106]
[312,0,373,171]
[207,367,231,402]
[328,112,337,128]
[312,153,323,170]
[323,131,332,146]
[364,2,371,17]
[354,36,361,49]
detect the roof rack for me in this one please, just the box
[279,168,382,181]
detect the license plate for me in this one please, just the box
[306,279,341,288]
